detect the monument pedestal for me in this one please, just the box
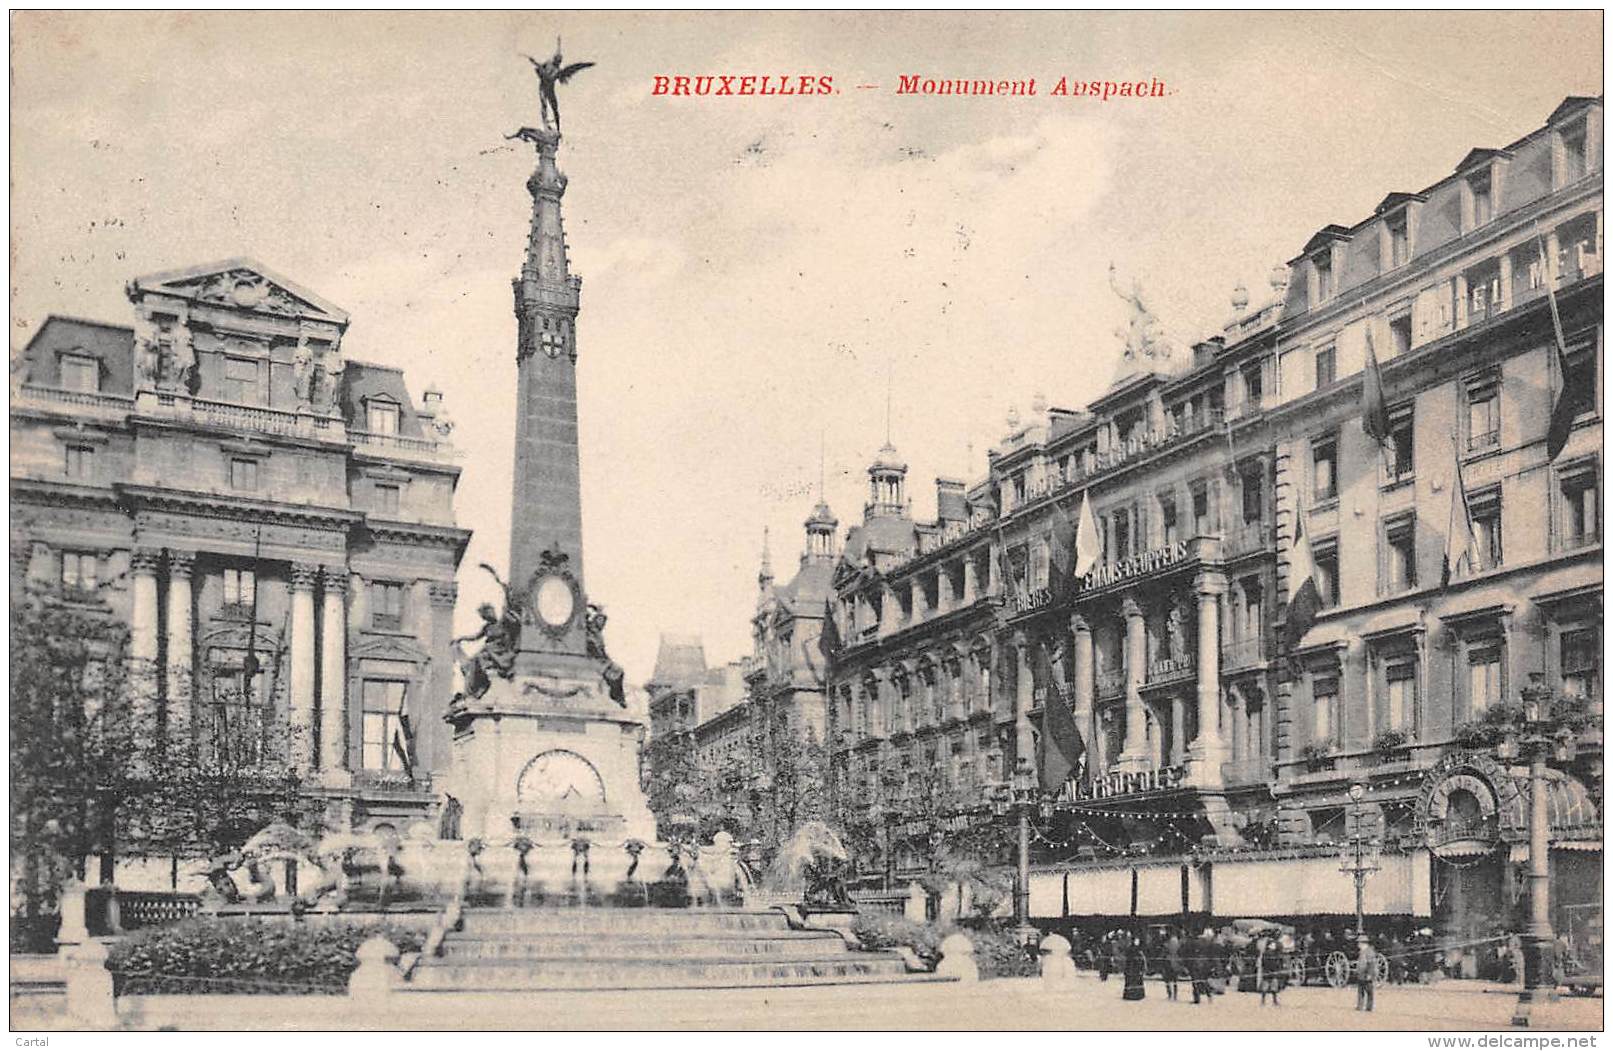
[444,657,655,844]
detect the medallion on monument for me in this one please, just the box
[526,546,582,638]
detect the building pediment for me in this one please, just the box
[128,258,349,328]
[351,634,431,664]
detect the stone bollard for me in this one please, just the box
[936,932,979,983]
[56,877,90,947]
[903,881,928,923]
[348,935,401,1008]
[63,939,118,1029]
[1039,933,1076,988]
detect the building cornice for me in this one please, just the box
[11,477,127,512]
[115,483,364,530]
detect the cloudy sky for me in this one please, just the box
[11,11,1602,681]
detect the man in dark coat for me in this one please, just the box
[1190,929,1216,1004]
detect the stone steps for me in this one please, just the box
[404,906,938,993]
[454,907,796,936]
[441,931,848,961]
[405,954,912,991]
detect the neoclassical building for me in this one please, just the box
[10,259,470,889]
[823,96,1602,949]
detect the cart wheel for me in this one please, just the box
[1375,952,1390,985]
[1288,956,1306,986]
[1325,950,1350,988]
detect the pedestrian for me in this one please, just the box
[1163,928,1182,1001]
[1190,929,1215,1005]
[1123,933,1149,1002]
[1354,937,1378,1012]
[1098,931,1113,981]
[1257,937,1285,1006]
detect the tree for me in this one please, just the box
[10,584,313,943]
[10,589,134,944]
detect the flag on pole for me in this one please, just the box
[1280,502,1322,659]
[1537,226,1580,461]
[1048,497,1078,602]
[1442,439,1480,588]
[391,690,415,780]
[818,598,842,664]
[1073,489,1100,580]
[1035,642,1085,796]
[1361,327,1391,447]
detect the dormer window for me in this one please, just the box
[367,400,401,435]
[1312,252,1334,307]
[1561,120,1589,186]
[1387,213,1410,267]
[59,353,98,393]
[1470,170,1493,227]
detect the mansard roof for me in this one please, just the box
[1547,96,1600,125]
[344,360,429,438]
[1299,224,1354,256]
[22,316,135,393]
[1373,191,1429,214]
[1452,148,1512,175]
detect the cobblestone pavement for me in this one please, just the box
[15,976,1603,1032]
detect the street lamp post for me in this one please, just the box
[1505,673,1571,1028]
[1340,782,1381,940]
[1010,757,1037,944]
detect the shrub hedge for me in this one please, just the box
[106,917,427,996]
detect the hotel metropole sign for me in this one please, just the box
[1078,539,1190,593]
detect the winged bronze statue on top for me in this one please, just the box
[524,38,595,133]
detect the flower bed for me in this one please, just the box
[106,916,427,996]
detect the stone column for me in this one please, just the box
[320,571,349,778]
[1012,632,1034,772]
[879,584,900,636]
[427,581,459,774]
[1498,253,1514,313]
[1228,686,1245,763]
[1187,572,1228,786]
[987,635,1004,721]
[165,551,195,740]
[129,549,162,720]
[1170,694,1186,766]
[962,556,979,606]
[1069,615,1094,752]
[289,563,319,771]
[1118,597,1149,771]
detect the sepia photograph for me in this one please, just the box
[6,9,1606,1036]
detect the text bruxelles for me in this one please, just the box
[652,75,834,96]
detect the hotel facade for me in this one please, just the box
[819,97,1602,957]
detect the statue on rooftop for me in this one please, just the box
[1108,261,1173,368]
[524,39,595,133]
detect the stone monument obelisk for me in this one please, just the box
[443,68,656,844]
